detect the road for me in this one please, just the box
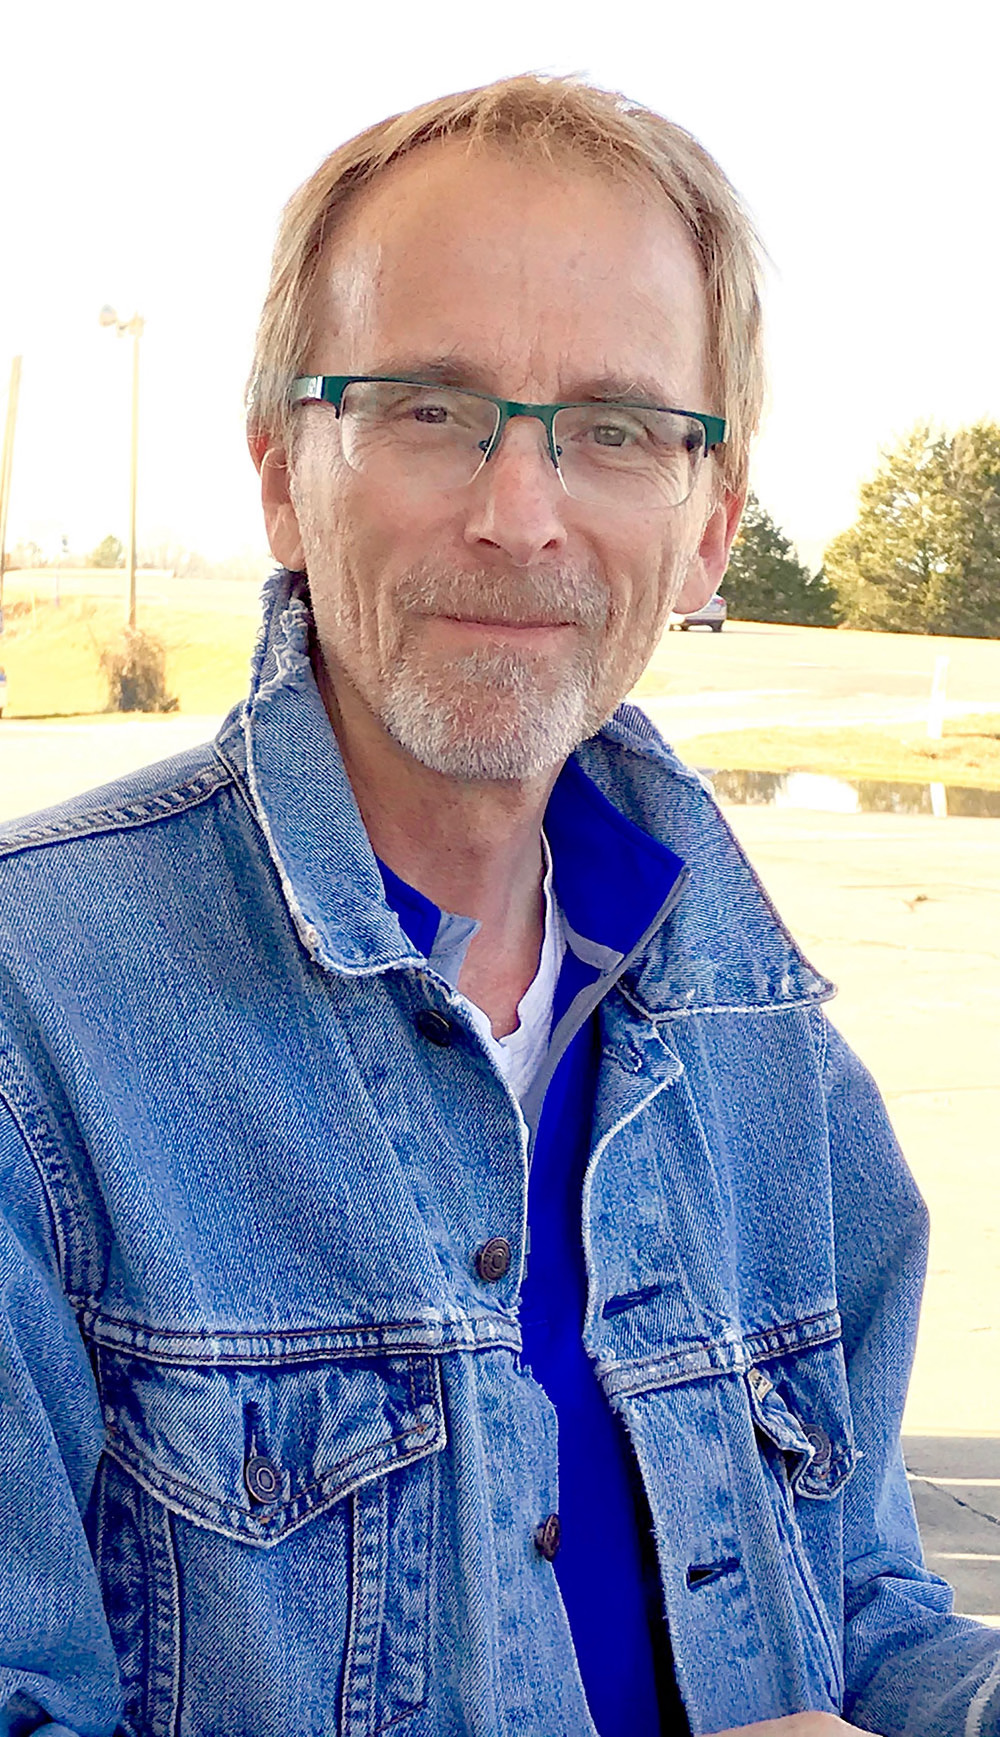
[639,618,1000,740]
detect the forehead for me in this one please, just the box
[309,141,713,403]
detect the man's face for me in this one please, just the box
[260,142,742,782]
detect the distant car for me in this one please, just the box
[669,593,727,632]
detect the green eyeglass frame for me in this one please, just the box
[288,374,727,465]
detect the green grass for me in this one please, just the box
[679,716,1000,790]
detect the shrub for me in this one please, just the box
[100,629,178,713]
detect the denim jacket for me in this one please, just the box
[1,572,998,1737]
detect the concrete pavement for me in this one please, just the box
[0,715,225,823]
[721,801,1000,1438]
[720,799,1000,1622]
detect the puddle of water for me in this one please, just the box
[703,768,1000,819]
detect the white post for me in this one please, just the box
[927,654,949,741]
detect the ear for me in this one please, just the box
[672,487,745,616]
[248,433,306,572]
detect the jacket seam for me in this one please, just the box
[808,1004,831,1076]
[597,1309,843,1391]
[210,725,257,817]
[0,763,235,861]
[0,1080,72,1288]
[617,986,834,1022]
[966,1650,1000,1737]
[79,1309,521,1360]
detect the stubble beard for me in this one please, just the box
[329,559,616,783]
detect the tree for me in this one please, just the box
[825,421,1000,638]
[90,533,125,569]
[724,494,839,625]
[7,538,45,568]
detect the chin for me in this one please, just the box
[379,675,599,784]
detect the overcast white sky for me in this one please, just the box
[2,0,997,573]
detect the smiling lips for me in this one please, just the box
[436,613,575,630]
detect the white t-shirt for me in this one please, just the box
[462,839,566,1104]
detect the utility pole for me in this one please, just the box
[0,355,23,627]
[99,309,144,630]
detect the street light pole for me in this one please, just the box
[125,316,143,631]
[99,308,144,630]
[0,355,23,625]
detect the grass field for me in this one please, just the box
[0,596,257,718]
[678,716,1000,789]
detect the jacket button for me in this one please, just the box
[534,1513,561,1561]
[803,1423,832,1473]
[475,1237,512,1282]
[245,1455,282,1503]
[414,1008,454,1047]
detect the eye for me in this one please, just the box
[590,417,637,448]
[411,403,450,425]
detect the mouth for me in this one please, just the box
[434,613,576,631]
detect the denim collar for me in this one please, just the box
[215,568,833,1017]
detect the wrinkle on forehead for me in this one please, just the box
[304,140,713,408]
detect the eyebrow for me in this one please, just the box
[364,354,688,408]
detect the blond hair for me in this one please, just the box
[247,74,764,493]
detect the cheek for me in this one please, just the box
[603,539,684,641]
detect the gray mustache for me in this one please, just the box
[395,564,610,631]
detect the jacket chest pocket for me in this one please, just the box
[92,1344,446,1737]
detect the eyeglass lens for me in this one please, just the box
[337,381,706,507]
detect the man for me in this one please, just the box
[0,75,997,1737]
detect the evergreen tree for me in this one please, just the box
[825,421,1000,637]
[90,533,125,569]
[724,494,838,625]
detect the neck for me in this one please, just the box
[319,663,560,1037]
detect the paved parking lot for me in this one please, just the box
[640,618,1000,739]
[721,800,1000,1624]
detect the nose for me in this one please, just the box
[462,417,569,568]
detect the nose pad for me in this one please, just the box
[464,416,569,560]
[478,413,564,489]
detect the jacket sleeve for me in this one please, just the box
[820,1017,1000,1737]
[0,1094,123,1737]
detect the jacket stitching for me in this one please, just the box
[0,763,234,861]
[0,1081,68,1274]
[106,1406,436,1515]
[966,1650,1000,1737]
[618,986,835,1022]
[81,1309,509,1343]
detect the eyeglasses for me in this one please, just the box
[288,375,726,510]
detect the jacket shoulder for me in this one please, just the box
[0,738,236,866]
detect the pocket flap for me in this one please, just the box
[98,1346,446,1544]
[747,1358,856,1498]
